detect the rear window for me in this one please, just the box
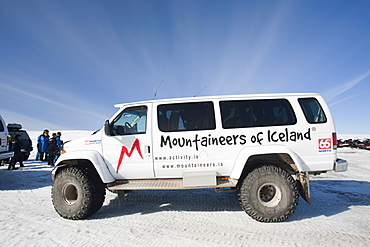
[8,130,31,149]
[220,99,297,129]
[0,121,4,132]
[157,102,216,132]
[298,98,327,123]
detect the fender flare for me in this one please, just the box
[53,150,115,183]
[230,145,311,204]
[230,144,309,179]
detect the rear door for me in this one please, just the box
[296,96,337,171]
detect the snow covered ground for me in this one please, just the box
[0,131,369,246]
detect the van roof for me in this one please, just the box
[114,92,321,108]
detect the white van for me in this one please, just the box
[0,115,13,161]
[51,93,348,222]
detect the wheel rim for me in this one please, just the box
[257,183,282,207]
[62,183,78,205]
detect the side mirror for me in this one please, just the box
[104,120,113,136]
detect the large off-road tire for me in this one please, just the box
[239,165,299,222]
[52,166,106,220]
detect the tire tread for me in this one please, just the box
[52,166,106,220]
[239,165,299,222]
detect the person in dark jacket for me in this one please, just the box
[8,134,24,170]
[48,133,57,166]
[54,132,63,163]
[37,129,49,161]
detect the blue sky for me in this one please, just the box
[1,0,369,134]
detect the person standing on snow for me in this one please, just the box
[37,129,49,161]
[54,132,63,163]
[48,133,57,166]
[8,134,24,170]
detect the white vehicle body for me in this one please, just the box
[0,115,13,161]
[52,93,348,222]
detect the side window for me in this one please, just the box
[0,120,4,132]
[112,106,147,135]
[298,98,327,123]
[220,99,296,129]
[157,102,216,132]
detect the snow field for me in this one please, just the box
[0,131,369,246]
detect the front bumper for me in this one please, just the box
[0,151,14,160]
[334,158,348,172]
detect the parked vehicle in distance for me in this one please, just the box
[0,115,14,161]
[7,123,33,161]
[365,141,370,151]
[357,139,370,149]
[337,139,350,148]
[350,139,361,148]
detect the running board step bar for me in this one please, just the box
[107,177,237,191]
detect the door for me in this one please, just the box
[152,101,224,178]
[101,104,154,179]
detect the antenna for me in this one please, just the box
[194,86,206,97]
[153,80,164,100]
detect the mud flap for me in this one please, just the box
[117,191,125,206]
[296,172,311,204]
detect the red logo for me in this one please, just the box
[318,138,331,150]
[116,139,143,173]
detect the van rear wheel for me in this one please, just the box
[239,165,299,222]
[52,166,105,220]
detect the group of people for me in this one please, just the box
[36,129,63,166]
[7,129,63,170]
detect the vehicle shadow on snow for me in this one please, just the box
[0,161,53,190]
[93,180,370,222]
[94,188,242,219]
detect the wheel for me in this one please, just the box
[239,165,299,222]
[52,166,106,220]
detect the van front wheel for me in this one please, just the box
[239,165,299,222]
[52,166,105,220]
